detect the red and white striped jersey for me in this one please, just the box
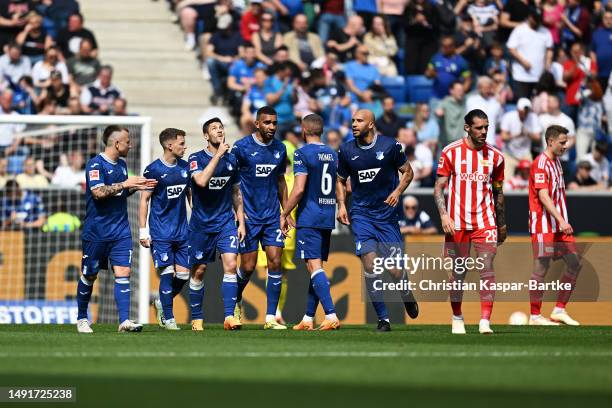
[437,138,505,230]
[529,153,569,233]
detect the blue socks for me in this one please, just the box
[266,271,282,318]
[76,275,93,320]
[114,277,131,323]
[311,269,335,315]
[159,270,174,320]
[364,272,389,321]
[222,273,238,319]
[236,268,252,302]
[305,279,320,318]
[189,278,204,320]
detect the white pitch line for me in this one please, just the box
[0,351,611,359]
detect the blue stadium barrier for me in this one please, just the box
[405,75,434,103]
[380,76,406,103]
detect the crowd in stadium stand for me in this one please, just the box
[167,0,611,191]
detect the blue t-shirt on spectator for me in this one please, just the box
[1,192,46,224]
[281,0,304,16]
[352,0,377,13]
[263,76,294,123]
[344,60,381,92]
[245,84,267,114]
[229,59,266,86]
[591,27,612,79]
[210,31,243,57]
[398,209,435,230]
[407,117,440,143]
[428,53,470,98]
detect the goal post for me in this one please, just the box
[0,114,152,324]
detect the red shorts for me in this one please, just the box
[444,227,498,258]
[531,232,577,259]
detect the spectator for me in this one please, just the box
[344,44,381,107]
[324,128,342,152]
[484,42,510,80]
[581,141,610,186]
[326,14,365,63]
[398,195,437,236]
[252,11,282,66]
[363,15,398,77]
[576,90,605,161]
[13,75,37,114]
[264,61,296,137]
[283,13,323,71]
[425,35,471,101]
[0,41,31,87]
[563,42,598,122]
[538,94,576,176]
[378,0,408,48]
[353,0,377,28]
[435,80,467,143]
[37,0,80,35]
[38,69,70,114]
[1,180,46,230]
[504,159,531,191]
[67,95,81,115]
[112,97,128,116]
[465,76,502,145]
[531,71,559,114]
[467,0,499,48]
[270,44,300,78]
[177,0,216,50]
[0,156,8,187]
[407,102,439,151]
[16,156,49,188]
[80,65,124,115]
[240,66,268,130]
[403,0,440,75]
[542,0,565,45]
[499,0,531,42]
[492,69,513,107]
[266,0,304,33]
[0,89,24,156]
[376,96,403,139]
[560,0,591,49]
[0,0,32,52]
[56,12,98,58]
[239,0,263,43]
[317,0,345,45]
[67,38,101,87]
[500,97,542,175]
[397,128,433,188]
[15,12,52,65]
[51,151,85,188]
[206,13,242,104]
[568,160,605,191]
[31,45,69,89]
[454,14,486,72]
[591,8,612,92]
[507,8,553,99]
[311,51,341,83]
[227,42,266,116]
[293,73,317,119]
[605,72,612,135]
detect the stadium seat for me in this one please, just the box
[380,76,406,103]
[405,75,434,104]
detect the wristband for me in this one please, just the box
[139,228,150,240]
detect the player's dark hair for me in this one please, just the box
[464,109,488,126]
[102,125,128,146]
[159,128,185,147]
[202,117,222,135]
[256,106,277,120]
[302,113,324,137]
[544,125,569,143]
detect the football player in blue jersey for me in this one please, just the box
[188,117,245,331]
[76,125,157,333]
[280,113,340,331]
[138,128,191,331]
[336,109,418,332]
[232,106,290,330]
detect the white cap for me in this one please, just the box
[517,97,532,111]
[217,13,233,30]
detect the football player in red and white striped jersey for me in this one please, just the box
[528,125,581,326]
[434,109,506,335]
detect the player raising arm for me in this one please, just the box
[76,126,157,334]
[280,113,340,331]
[139,128,191,331]
[188,118,245,331]
[528,125,581,326]
[434,109,506,335]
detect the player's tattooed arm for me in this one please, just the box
[492,180,507,243]
[434,176,455,235]
[91,176,157,200]
[91,183,124,200]
[232,183,246,241]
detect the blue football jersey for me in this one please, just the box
[188,149,239,232]
[337,135,407,222]
[144,158,190,241]
[82,153,131,242]
[293,143,337,229]
[232,134,287,224]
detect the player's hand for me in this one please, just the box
[384,190,401,207]
[337,206,350,225]
[216,143,230,157]
[237,223,246,242]
[441,214,455,236]
[124,176,157,190]
[559,221,573,235]
[497,225,507,245]
[139,238,151,248]
[280,215,290,236]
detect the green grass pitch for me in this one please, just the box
[0,324,610,408]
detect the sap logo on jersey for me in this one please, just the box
[209,176,230,190]
[256,164,277,177]
[166,184,186,199]
[458,172,489,182]
[357,168,380,183]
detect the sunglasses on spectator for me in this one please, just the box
[404,205,417,210]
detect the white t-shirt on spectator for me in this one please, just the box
[467,4,499,26]
[0,109,25,147]
[506,22,553,83]
[408,143,433,188]
[52,166,85,188]
[500,110,542,158]
[582,153,609,184]
[31,61,69,85]
[538,111,575,161]
[465,93,502,145]
[0,54,31,85]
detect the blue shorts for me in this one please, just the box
[239,220,284,253]
[188,223,238,266]
[81,237,133,276]
[297,227,332,261]
[151,240,189,269]
[350,215,403,257]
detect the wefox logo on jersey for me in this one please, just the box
[256,164,277,177]
[357,168,381,183]
[209,176,230,190]
[166,184,186,199]
[458,172,489,182]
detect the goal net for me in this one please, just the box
[0,115,151,325]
